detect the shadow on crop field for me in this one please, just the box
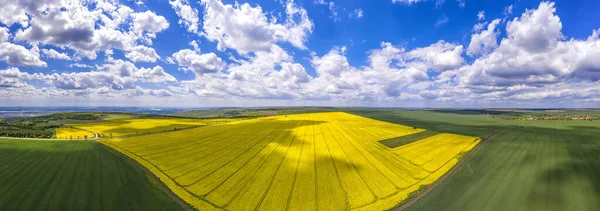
[528,126,600,207]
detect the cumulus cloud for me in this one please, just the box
[0,67,34,88]
[42,48,71,60]
[506,2,563,53]
[0,27,10,43]
[130,10,169,39]
[467,19,501,56]
[169,0,200,34]
[172,49,225,76]
[312,47,353,78]
[101,59,176,83]
[3,0,600,107]
[404,41,465,72]
[0,0,34,27]
[5,0,166,61]
[134,66,178,83]
[454,1,600,100]
[200,0,313,54]
[0,42,47,67]
[3,61,173,91]
[125,46,160,63]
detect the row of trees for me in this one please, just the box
[0,128,55,138]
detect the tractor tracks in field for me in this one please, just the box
[394,127,514,211]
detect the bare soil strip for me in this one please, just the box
[394,127,513,211]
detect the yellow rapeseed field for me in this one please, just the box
[101,112,480,211]
[68,118,234,137]
[55,128,95,139]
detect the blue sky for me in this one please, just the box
[1,0,600,107]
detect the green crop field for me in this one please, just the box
[351,109,600,211]
[0,139,182,211]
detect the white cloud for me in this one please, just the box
[0,27,10,43]
[3,0,600,107]
[328,2,340,22]
[504,5,514,16]
[506,2,563,53]
[42,48,71,60]
[69,63,93,69]
[189,40,200,52]
[172,49,225,76]
[434,15,449,27]
[6,0,165,61]
[456,2,600,93]
[0,67,34,88]
[467,19,501,56]
[477,11,485,21]
[405,40,465,72]
[0,0,33,27]
[0,42,47,67]
[169,0,200,34]
[200,0,313,54]
[130,10,170,39]
[134,66,178,83]
[312,47,353,78]
[391,0,425,4]
[351,9,364,19]
[392,0,463,7]
[125,46,160,63]
[165,57,176,64]
[1,60,176,94]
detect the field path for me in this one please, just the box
[394,127,513,211]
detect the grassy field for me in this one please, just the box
[350,109,600,211]
[101,112,479,210]
[379,130,440,148]
[68,118,236,137]
[0,139,182,211]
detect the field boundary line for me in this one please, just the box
[394,127,513,211]
[97,143,194,211]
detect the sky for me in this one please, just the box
[0,0,599,108]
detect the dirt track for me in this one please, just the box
[394,127,513,211]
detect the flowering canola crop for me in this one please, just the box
[101,112,480,211]
[55,128,95,139]
[68,118,234,137]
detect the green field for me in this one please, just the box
[379,130,440,148]
[351,109,600,210]
[0,139,182,211]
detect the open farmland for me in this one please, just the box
[350,109,600,211]
[101,112,480,210]
[68,118,236,137]
[55,128,95,139]
[0,139,182,211]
